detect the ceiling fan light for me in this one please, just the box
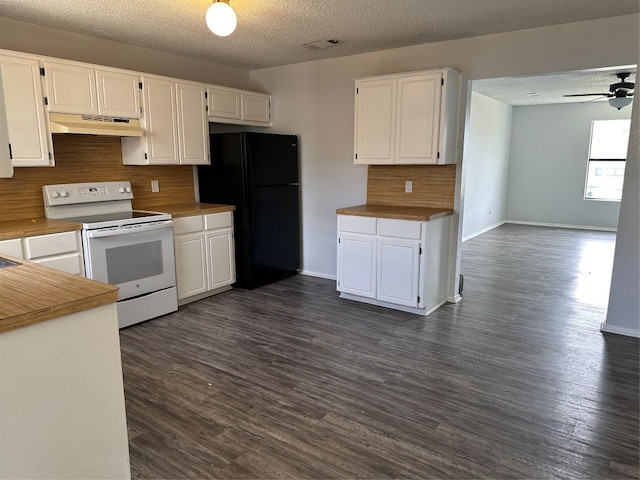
[609,96,633,110]
[206,1,237,37]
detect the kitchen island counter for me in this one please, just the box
[0,256,118,333]
[336,204,453,222]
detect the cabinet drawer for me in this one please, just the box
[339,215,377,234]
[379,219,422,240]
[173,215,204,235]
[31,253,83,275]
[23,231,80,259]
[0,238,23,258]
[205,212,233,230]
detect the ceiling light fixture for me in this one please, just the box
[609,96,633,111]
[206,0,237,37]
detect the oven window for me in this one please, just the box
[105,240,164,285]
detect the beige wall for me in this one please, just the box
[250,14,640,281]
[0,16,253,89]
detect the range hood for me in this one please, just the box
[49,113,144,137]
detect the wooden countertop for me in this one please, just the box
[0,217,81,241]
[336,204,453,221]
[148,203,235,218]
[0,256,119,334]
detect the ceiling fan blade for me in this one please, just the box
[563,93,611,97]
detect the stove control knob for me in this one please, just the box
[60,190,68,198]
[125,186,132,193]
[118,187,125,193]
[51,191,59,198]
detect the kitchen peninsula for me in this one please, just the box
[0,257,130,479]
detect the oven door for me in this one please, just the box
[83,221,176,300]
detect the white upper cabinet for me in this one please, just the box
[43,60,140,118]
[176,82,209,165]
[96,69,141,118]
[208,86,241,120]
[354,68,460,165]
[207,86,271,126]
[0,54,53,167]
[122,76,208,165]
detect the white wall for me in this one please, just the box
[506,101,629,228]
[0,16,253,89]
[603,95,640,337]
[462,92,512,240]
[251,14,639,279]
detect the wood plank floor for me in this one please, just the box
[119,224,639,479]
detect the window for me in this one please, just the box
[584,119,631,201]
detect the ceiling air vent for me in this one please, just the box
[303,39,342,50]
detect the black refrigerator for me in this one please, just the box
[197,132,300,289]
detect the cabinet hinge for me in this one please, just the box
[441,78,444,86]
[39,67,45,77]
[204,91,208,99]
[419,246,422,255]
[356,87,359,94]
[44,97,48,106]
[437,151,440,159]
[144,153,148,160]
[48,152,52,160]
[138,82,143,89]
[355,153,358,160]
[206,105,209,112]
[338,237,341,244]
[418,295,421,303]
[140,106,143,115]
[8,143,12,160]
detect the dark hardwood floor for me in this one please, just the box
[119,224,639,479]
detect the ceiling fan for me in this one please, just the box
[564,72,635,110]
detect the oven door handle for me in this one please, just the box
[86,220,174,238]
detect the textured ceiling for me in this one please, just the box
[0,0,637,70]
[473,67,637,106]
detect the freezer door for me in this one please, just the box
[245,133,298,187]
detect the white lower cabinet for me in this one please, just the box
[174,212,235,305]
[0,231,84,275]
[337,214,450,315]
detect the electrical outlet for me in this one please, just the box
[151,180,159,193]
[405,180,413,193]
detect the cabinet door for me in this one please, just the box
[208,86,241,120]
[377,237,421,307]
[206,228,235,290]
[142,77,180,164]
[241,92,270,123]
[0,55,52,167]
[43,61,98,115]
[176,82,209,165]
[96,69,141,118]
[338,232,376,298]
[174,232,208,300]
[395,73,442,164]
[354,78,396,165]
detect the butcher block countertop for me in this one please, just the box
[0,217,81,241]
[0,257,119,334]
[149,202,235,218]
[336,204,453,222]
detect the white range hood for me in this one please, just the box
[49,113,144,137]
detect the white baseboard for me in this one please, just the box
[600,322,640,338]
[300,270,337,281]
[506,220,617,232]
[462,220,506,242]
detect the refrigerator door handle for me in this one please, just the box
[289,183,299,186]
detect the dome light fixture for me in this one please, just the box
[206,0,237,37]
[609,96,633,111]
